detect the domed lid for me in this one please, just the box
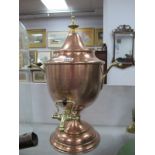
[45,16,104,64]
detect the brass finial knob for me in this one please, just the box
[68,16,79,30]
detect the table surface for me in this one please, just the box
[19,123,134,155]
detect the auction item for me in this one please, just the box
[35,16,124,153]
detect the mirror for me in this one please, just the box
[112,25,135,67]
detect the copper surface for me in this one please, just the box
[50,120,100,153]
[46,63,103,110]
[45,30,105,109]
[44,18,104,153]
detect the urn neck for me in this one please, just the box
[60,32,89,51]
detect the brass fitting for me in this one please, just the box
[52,111,80,132]
[127,122,135,133]
[68,16,79,32]
[52,100,80,132]
[127,109,135,134]
[52,113,61,120]
[102,61,123,80]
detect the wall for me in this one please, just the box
[21,16,103,52]
[19,83,135,126]
[103,0,135,85]
[21,1,135,86]
[21,16,103,31]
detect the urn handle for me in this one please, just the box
[101,61,127,88]
[102,61,123,80]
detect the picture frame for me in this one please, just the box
[32,70,46,83]
[19,50,30,69]
[95,28,103,46]
[19,70,31,82]
[19,52,24,69]
[48,31,68,48]
[77,28,95,46]
[29,50,38,64]
[37,51,51,63]
[27,29,46,48]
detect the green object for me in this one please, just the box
[117,140,135,155]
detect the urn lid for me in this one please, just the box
[45,16,104,64]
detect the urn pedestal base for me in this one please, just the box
[50,120,100,154]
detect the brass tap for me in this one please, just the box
[52,113,61,120]
[52,100,80,131]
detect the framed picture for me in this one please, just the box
[32,70,46,83]
[19,52,24,69]
[77,28,95,46]
[19,51,30,69]
[19,70,31,82]
[27,29,46,48]
[48,31,68,48]
[37,51,51,63]
[29,50,38,64]
[95,28,103,46]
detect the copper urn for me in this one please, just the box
[41,17,122,153]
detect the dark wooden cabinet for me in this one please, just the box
[95,50,107,84]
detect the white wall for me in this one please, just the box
[21,16,103,31]
[21,1,135,86]
[103,0,135,85]
[19,83,135,126]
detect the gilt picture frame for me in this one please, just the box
[95,28,103,46]
[27,29,46,48]
[29,50,38,64]
[37,51,51,63]
[19,52,24,69]
[19,70,31,82]
[32,70,46,83]
[48,31,68,48]
[19,51,30,69]
[77,28,95,47]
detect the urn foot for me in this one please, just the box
[50,120,100,153]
